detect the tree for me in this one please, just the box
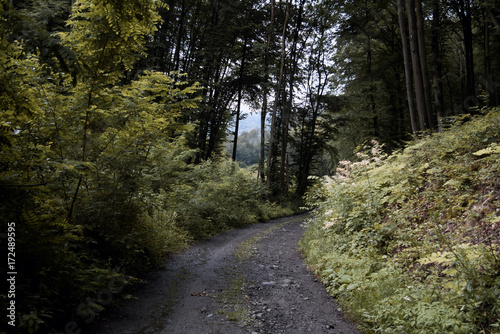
[431,0,444,128]
[451,0,476,106]
[266,0,290,194]
[279,0,306,195]
[1,0,201,330]
[407,0,429,130]
[291,0,338,195]
[226,129,262,166]
[137,0,268,163]
[259,0,275,181]
[397,0,418,133]
[332,0,412,146]
[415,0,435,129]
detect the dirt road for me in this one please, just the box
[91,214,361,334]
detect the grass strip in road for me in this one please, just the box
[217,215,307,326]
[235,216,306,261]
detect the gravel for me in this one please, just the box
[90,214,361,334]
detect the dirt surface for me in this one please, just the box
[91,214,361,334]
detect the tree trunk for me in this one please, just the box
[457,0,476,107]
[367,35,379,137]
[259,0,275,181]
[416,0,435,129]
[431,0,444,129]
[485,2,500,36]
[365,0,379,137]
[406,0,427,131]
[173,0,187,71]
[232,36,248,161]
[483,8,493,106]
[296,94,321,197]
[259,96,266,181]
[266,0,290,193]
[397,0,418,133]
[279,0,304,195]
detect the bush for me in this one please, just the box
[300,108,500,333]
[0,1,294,331]
[150,158,294,240]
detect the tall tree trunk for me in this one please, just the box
[416,0,435,129]
[456,0,476,107]
[431,0,444,129]
[483,8,493,106]
[266,0,290,193]
[295,107,306,196]
[173,0,187,71]
[260,95,267,181]
[279,0,304,195]
[259,0,275,181]
[485,1,500,36]
[407,0,427,131]
[232,36,248,161]
[367,36,379,137]
[296,79,324,196]
[397,0,418,133]
[365,0,379,137]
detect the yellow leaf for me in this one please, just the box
[473,143,500,156]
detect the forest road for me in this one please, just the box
[91,213,361,334]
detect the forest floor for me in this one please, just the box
[90,213,361,334]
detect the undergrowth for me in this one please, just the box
[300,107,500,334]
[0,155,293,333]
[0,1,295,332]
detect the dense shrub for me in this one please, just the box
[300,108,500,333]
[0,1,293,332]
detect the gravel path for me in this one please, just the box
[91,214,361,334]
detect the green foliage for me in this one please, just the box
[226,128,262,167]
[0,1,293,333]
[150,158,294,240]
[301,108,500,333]
[59,0,162,74]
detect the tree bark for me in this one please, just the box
[173,0,187,71]
[232,36,248,162]
[280,0,304,195]
[365,0,379,137]
[397,0,418,133]
[367,35,379,137]
[406,0,427,131]
[483,8,494,105]
[485,0,500,36]
[454,0,476,107]
[259,0,275,181]
[431,0,444,129]
[416,0,435,129]
[266,0,290,193]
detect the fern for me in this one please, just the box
[301,108,500,333]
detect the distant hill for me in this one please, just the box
[231,111,265,134]
[239,112,262,132]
